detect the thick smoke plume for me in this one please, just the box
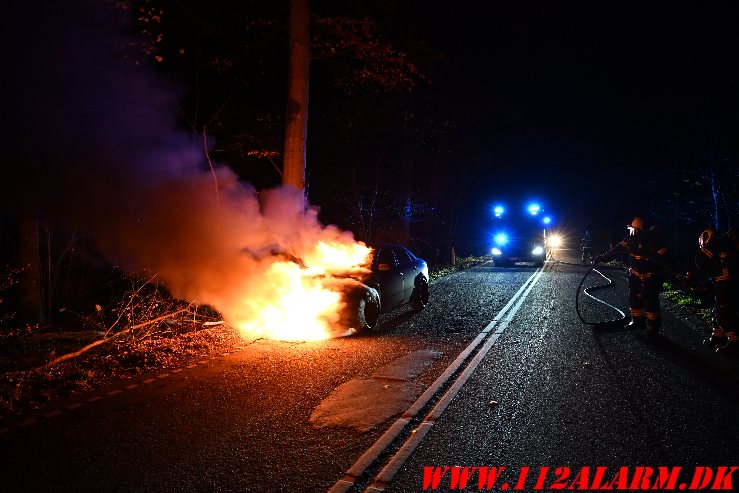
[2,2,369,338]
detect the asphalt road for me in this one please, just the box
[1,252,738,492]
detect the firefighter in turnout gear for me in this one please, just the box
[597,217,670,336]
[695,228,739,354]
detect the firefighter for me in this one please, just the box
[596,217,670,336]
[580,230,594,264]
[695,228,739,354]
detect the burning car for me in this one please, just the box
[346,243,430,333]
[227,236,428,339]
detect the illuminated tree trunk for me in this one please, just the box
[282,0,310,197]
[18,212,45,323]
[399,121,414,246]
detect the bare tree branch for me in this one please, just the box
[39,307,192,370]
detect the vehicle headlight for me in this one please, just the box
[548,234,562,248]
[491,247,502,255]
[532,246,544,255]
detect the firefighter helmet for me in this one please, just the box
[699,228,715,249]
[628,217,647,236]
[630,217,647,231]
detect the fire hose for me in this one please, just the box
[576,254,684,327]
[575,260,627,327]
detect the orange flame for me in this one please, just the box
[304,241,373,275]
[232,241,372,341]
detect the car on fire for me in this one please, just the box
[490,202,552,267]
[347,243,430,333]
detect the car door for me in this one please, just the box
[392,246,418,302]
[373,247,404,309]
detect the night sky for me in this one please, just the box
[413,2,739,241]
[2,1,738,257]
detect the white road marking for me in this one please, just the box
[327,265,546,493]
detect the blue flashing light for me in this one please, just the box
[495,233,508,245]
[542,216,552,225]
[493,205,505,218]
[528,203,540,215]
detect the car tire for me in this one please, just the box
[410,277,430,311]
[350,285,380,334]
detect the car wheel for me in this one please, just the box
[350,285,380,333]
[410,277,430,311]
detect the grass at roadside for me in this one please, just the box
[429,255,491,282]
[661,281,713,324]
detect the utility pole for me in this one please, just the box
[282,0,310,201]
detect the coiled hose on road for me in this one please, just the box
[575,261,628,327]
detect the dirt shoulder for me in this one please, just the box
[0,316,242,423]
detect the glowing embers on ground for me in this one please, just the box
[235,241,372,341]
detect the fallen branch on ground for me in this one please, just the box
[39,307,192,370]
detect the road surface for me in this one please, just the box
[1,252,738,492]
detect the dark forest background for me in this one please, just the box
[1,0,737,327]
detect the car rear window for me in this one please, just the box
[393,248,414,265]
